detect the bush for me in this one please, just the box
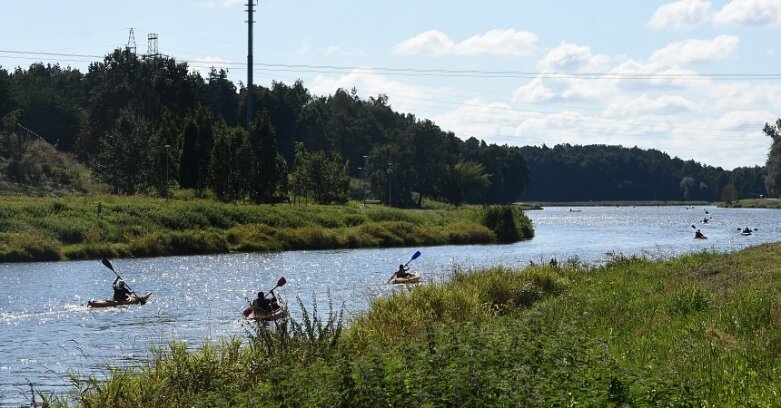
[482,205,528,243]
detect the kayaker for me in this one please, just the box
[695,229,706,239]
[252,291,276,314]
[112,277,132,301]
[742,227,752,234]
[396,264,411,279]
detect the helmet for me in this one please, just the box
[258,291,264,298]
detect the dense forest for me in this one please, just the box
[520,144,768,202]
[0,49,778,203]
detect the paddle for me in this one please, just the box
[243,277,287,317]
[101,258,145,305]
[388,250,421,283]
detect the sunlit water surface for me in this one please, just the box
[1,205,780,405]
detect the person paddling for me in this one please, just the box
[251,291,278,315]
[112,276,132,301]
[695,229,706,239]
[395,264,411,279]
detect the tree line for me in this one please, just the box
[519,144,769,202]
[0,49,526,206]
[1,48,779,203]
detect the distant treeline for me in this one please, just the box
[0,49,777,203]
[0,50,527,206]
[519,144,768,202]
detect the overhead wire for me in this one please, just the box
[0,48,776,143]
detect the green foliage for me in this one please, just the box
[764,119,781,198]
[482,205,534,243]
[290,142,350,204]
[520,143,751,202]
[0,195,531,262]
[666,285,711,316]
[0,232,61,262]
[95,108,153,194]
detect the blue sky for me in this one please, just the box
[2,0,781,169]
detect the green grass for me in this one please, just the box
[0,195,534,262]
[50,242,781,407]
[719,198,781,208]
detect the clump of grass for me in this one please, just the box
[128,229,228,256]
[0,232,62,262]
[666,285,711,316]
[346,266,569,348]
[482,205,534,242]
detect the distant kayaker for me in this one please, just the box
[112,277,132,301]
[742,227,752,234]
[252,291,276,314]
[695,229,706,239]
[396,264,411,278]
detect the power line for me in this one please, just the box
[3,49,781,80]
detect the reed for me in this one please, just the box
[0,195,533,262]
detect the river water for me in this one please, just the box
[1,205,780,405]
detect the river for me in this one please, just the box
[1,205,780,406]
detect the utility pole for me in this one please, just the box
[387,163,393,207]
[164,144,171,199]
[246,1,256,128]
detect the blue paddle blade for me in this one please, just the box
[410,251,421,261]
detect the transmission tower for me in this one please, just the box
[127,28,136,54]
[147,33,159,57]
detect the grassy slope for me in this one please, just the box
[60,242,781,407]
[0,195,533,262]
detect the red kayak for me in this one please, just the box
[243,300,288,322]
[87,292,152,308]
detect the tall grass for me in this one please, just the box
[54,242,781,407]
[0,196,535,262]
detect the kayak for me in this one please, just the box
[391,271,421,284]
[87,292,152,308]
[243,300,288,322]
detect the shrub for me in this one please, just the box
[482,205,532,243]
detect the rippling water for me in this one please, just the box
[1,205,780,406]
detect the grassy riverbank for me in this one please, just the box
[719,198,781,209]
[54,242,781,407]
[0,195,533,262]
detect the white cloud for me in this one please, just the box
[392,29,537,57]
[610,59,708,89]
[322,45,340,56]
[604,94,699,116]
[649,0,713,29]
[198,0,243,8]
[307,68,438,114]
[512,77,557,103]
[650,35,740,64]
[715,0,781,26]
[189,56,231,77]
[539,42,610,72]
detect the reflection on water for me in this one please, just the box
[1,205,780,405]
